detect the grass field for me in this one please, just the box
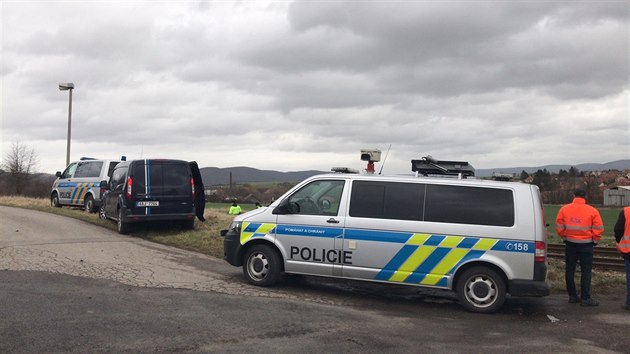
[0,196,625,294]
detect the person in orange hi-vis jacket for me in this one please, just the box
[556,189,604,307]
[614,206,630,312]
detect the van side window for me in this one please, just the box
[349,181,425,221]
[288,180,345,216]
[74,161,103,178]
[110,167,127,191]
[425,185,514,227]
[61,163,78,179]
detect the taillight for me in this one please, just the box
[126,177,133,200]
[191,177,195,200]
[535,241,546,262]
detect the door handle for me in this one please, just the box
[327,218,339,224]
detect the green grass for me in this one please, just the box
[544,205,621,247]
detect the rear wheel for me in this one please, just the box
[98,205,107,220]
[243,244,281,287]
[117,207,130,234]
[84,195,96,213]
[51,193,61,208]
[456,266,506,313]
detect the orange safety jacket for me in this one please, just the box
[555,197,604,244]
[616,207,630,254]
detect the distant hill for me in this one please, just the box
[200,166,325,186]
[476,159,630,177]
[199,160,630,185]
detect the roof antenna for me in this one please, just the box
[378,144,392,175]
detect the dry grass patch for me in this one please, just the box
[0,196,233,259]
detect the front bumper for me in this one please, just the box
[121,210,195,223]
[223,229,243,267]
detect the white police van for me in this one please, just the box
[51,158,121,213]
[222,156,550,313]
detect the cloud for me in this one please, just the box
[1,1,627,175]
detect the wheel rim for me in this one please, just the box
[247,252,269,281]
[99,207,106,219]
[86,199,92,212]
[117,210,122,230]
[464,274,497,308]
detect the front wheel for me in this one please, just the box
[51,193,61,208]
[456,266,506,313]
[243,244,281,287]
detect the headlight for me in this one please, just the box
[229,221,242,234]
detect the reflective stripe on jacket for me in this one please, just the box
[616,207,630,254]
[555,197,604,244]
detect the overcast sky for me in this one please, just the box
[1,1,628,175]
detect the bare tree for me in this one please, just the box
[2,141,38,195]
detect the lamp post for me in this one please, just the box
[59,83,74,166]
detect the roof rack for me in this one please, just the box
[331,167,359,174]
[411,155,475,178]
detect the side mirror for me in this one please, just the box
[55,171,62,178]
[99,180,108,190]
[272,199,290,215]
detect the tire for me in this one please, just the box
[117,207,130,234]
[242,244,281,287]
[84,195,95,213]
[51,193,61,208]
[456,266,506,313]
[98,205,107,220]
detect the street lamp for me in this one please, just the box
[59,83,74,166]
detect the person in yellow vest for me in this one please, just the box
[614,206,630,311]
[228,201,242,215]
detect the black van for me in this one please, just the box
[99,159,205,234]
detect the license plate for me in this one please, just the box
[136,201,159,207]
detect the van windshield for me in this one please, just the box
[132,162,191,196]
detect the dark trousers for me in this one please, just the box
[565,242,594,300]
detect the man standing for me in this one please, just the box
[614,206,630,311]
[556,189,604,306]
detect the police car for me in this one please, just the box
[51,158,120,212]
[222,156,550,313]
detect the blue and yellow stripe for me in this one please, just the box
[375,234,501,286]
[240,222,277,244]
[68,182,98,205]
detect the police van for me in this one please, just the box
[222,156,550,313]
[51,158,121,213]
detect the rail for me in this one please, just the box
[547,243,626,272]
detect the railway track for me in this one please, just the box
[547,243,626,272]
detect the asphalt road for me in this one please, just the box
[1,205,630,353]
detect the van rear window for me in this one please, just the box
[425,185,514,227]
[132,163,191,196]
